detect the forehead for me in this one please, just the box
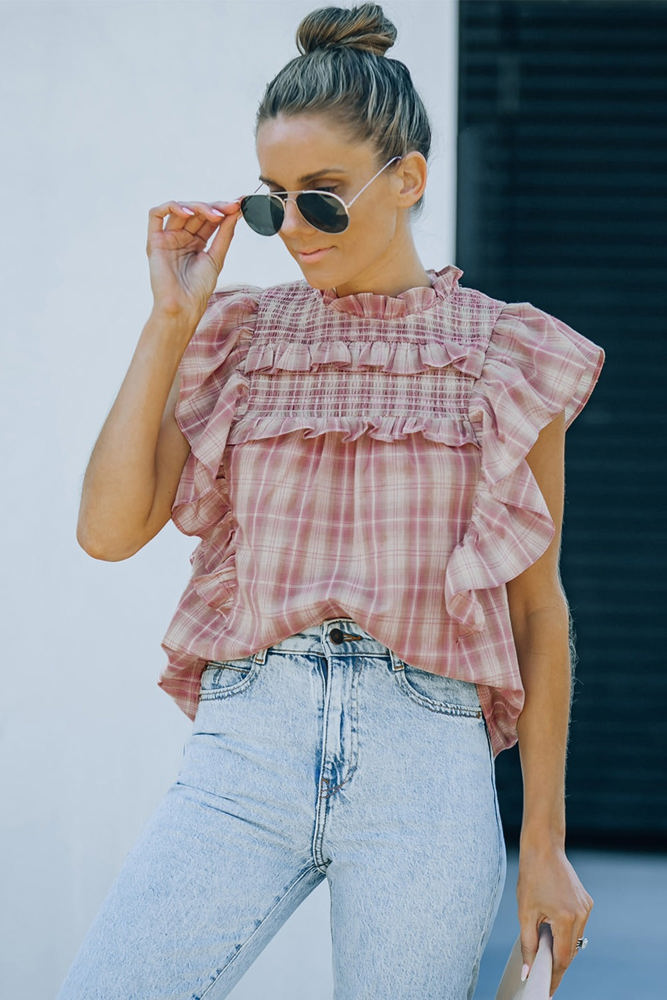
[256,113,376,183]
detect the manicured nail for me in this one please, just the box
[210,209,224,217]
[180,206,195,215]
[521,964,530,982]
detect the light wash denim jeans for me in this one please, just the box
[56,617,506,1000]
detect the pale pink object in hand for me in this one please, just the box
[495,922,554,1000]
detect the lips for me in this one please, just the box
[294,247,333,262]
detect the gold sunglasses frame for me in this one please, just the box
[240,155,403,235]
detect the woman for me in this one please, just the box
[59,4,602,999]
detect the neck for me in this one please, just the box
[333,232,431,299]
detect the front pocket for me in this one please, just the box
[394,662,483,718]
[199,657,261,700]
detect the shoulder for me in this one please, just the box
[477,297,606,431]
[255,276,322,309]
[207,276,319,314]
[204,282,264,316]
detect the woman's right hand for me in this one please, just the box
[77,199,242,561]
[146,199,242,324]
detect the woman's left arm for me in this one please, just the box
[505,409,594,997]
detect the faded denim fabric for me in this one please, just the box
[57,618,506,1000]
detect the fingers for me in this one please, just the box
[548,906,594,995]
[147,200,241,239]
[519,919,539,983]
[520,912,587,995]
[147,201,195,238]
[516,848,594,998]
[550,917,576,994]
[204,202,243,272]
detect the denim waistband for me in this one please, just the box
[251,618,406,669]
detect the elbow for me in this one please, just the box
[76,515,144,562]
[506,564,569,626]
[511,588,570,625]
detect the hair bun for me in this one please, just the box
[297,4,397,57]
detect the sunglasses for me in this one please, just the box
[239,155,402,236]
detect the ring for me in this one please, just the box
[576,937,589,951]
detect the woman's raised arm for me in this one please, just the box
[76,199,242,560]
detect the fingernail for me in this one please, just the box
[180,206,195,215]
[521,964,530,982]
[211,209,224,217]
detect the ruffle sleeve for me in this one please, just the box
[171,284,261,536]
[445,301,606,633]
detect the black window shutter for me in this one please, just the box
[457,0,667,848]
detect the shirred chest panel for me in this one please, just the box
[235,281,506,428]
[243,368,476,422]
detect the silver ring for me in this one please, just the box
[576,936,589,951]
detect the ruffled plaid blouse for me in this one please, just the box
[159,265,605,756]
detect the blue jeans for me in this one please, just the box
[56,618,506,1000]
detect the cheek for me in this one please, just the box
[345,206,395,248]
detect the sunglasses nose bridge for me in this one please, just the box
[280,194,315,233]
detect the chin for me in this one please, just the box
[287,246,346,289]
[300,273,334,290]
[294,261,338,290]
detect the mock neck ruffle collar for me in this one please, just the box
[318,265,464,318]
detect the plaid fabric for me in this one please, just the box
[159,265,605,756]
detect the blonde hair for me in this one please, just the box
[256,4,431,205]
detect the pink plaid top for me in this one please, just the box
[159,265,605,755]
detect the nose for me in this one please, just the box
[279,196,313,237]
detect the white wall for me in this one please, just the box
[0,1,458,996]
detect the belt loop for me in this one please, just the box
[388,649,405,672]
[253,647,268,664]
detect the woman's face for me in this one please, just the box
[255,113,413,293]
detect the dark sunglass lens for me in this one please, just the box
[297,192,349,234]
[240,195,284,236]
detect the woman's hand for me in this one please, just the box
[517,841,593,996]
[146,199,242,323]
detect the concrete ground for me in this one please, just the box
[474,848,667,999]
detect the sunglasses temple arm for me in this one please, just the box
[237,182,266,212]
[346,155,402,208]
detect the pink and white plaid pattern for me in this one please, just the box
[160,266,605,756]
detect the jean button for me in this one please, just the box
[329,628,344,644]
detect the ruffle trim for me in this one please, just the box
[228,413,476,446]
[172,367,249,537]
[187,512,239,613]
[171,286,260,537]
[243,336,486,379]
[319,264,464,318]
[444,302,605,633]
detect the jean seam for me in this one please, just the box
[466,725,507,998]
[466,848,505,1000]
[395,670,483,718]
[194,864,320,1000]
[333,655,362,788]
[199,660,262,700]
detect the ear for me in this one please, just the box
[394,151,428,208]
